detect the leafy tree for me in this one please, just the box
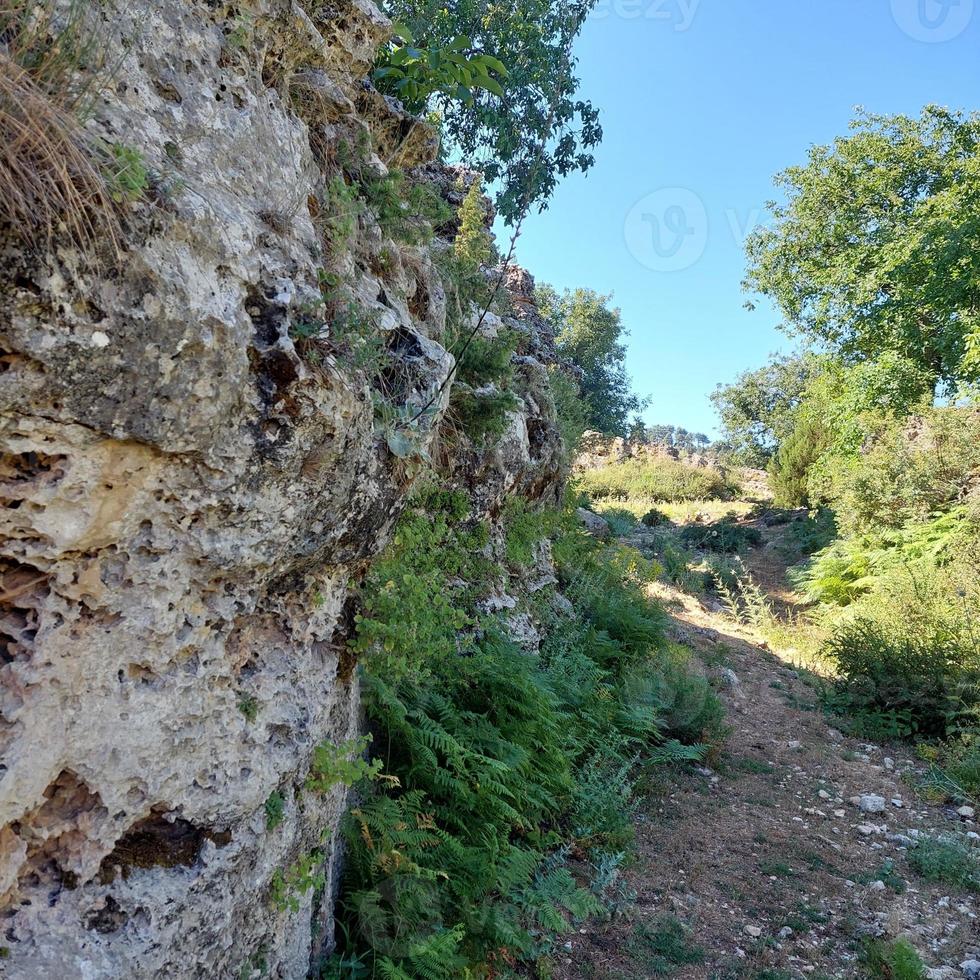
[536,284,644,436]
[377,0,602,222]
[645,424,675,447]
[640,425,710,451]
[711,354,824,466]
[745,106,980,389]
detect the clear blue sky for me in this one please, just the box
[509,0,980,437]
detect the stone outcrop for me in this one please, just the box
[0,1,566,976]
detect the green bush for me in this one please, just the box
[931,738,980,799]
[577,459,735,503]
[630,916,706,974]
[818,407,980,535]
[768,413,828,508]
[549,367,590,461]
[679,517,762,554]
[859,938,926,980]
[357,168,453,245]
[599,507,641,537]
[823,617,980,740]
[641,507,670,528]
[908,837,980,893]
[797,508,974,607]
[775,507,837,561]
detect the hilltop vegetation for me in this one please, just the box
[577,456,736,504]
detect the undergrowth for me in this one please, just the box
[324,488,723,977]
[576,458,737,503]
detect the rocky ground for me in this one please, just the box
[556,516,980,980]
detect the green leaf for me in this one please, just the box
[386,429,416,458]
[390,21,413,43]
[478,54,509,77]
[477,76,504,98]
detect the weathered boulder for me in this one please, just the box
[577,507,612,541]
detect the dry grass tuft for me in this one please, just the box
[0,54,118,251]
[0,1,120,253]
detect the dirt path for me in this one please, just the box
[556,521,980,980]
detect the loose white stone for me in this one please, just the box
[857,794,887,813]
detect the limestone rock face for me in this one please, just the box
[0,1,565,977]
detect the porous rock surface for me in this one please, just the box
[0,1,564,976]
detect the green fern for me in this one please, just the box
[330,487,716,975]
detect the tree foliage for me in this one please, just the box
[641,424,711,452]
[768,412,830,508]
[373,25,508,107]
[537,284,644,436]
[711,354,823,467]
[377,0,602,222]
[744,106,980,389]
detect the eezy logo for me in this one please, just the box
[891,0,974,41]
[624,189,708,272]
[591,0,701,30]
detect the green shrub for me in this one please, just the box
[931,738,980,798]
[859,937,926,980]
[814,532,980,741]
[105,142,148,202]
[907,837,980,893]
[768,413,829,508]
[549,367,590,461]
[264,791,285,831]
[775,507,837,561]
[797,509,974,607]
[823,617,980,740]
[357,168,452,245]
[503,499,560,566]
[577,459,734,503]
[449,387,519,443]
[624,647,727,747]
[813,407,980,536]
[642,507,670,528]
[794,537,875,606]
[598,506,640,537]
[679,517,762,554]
[630,916,705,974]
[453,175,493,269]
